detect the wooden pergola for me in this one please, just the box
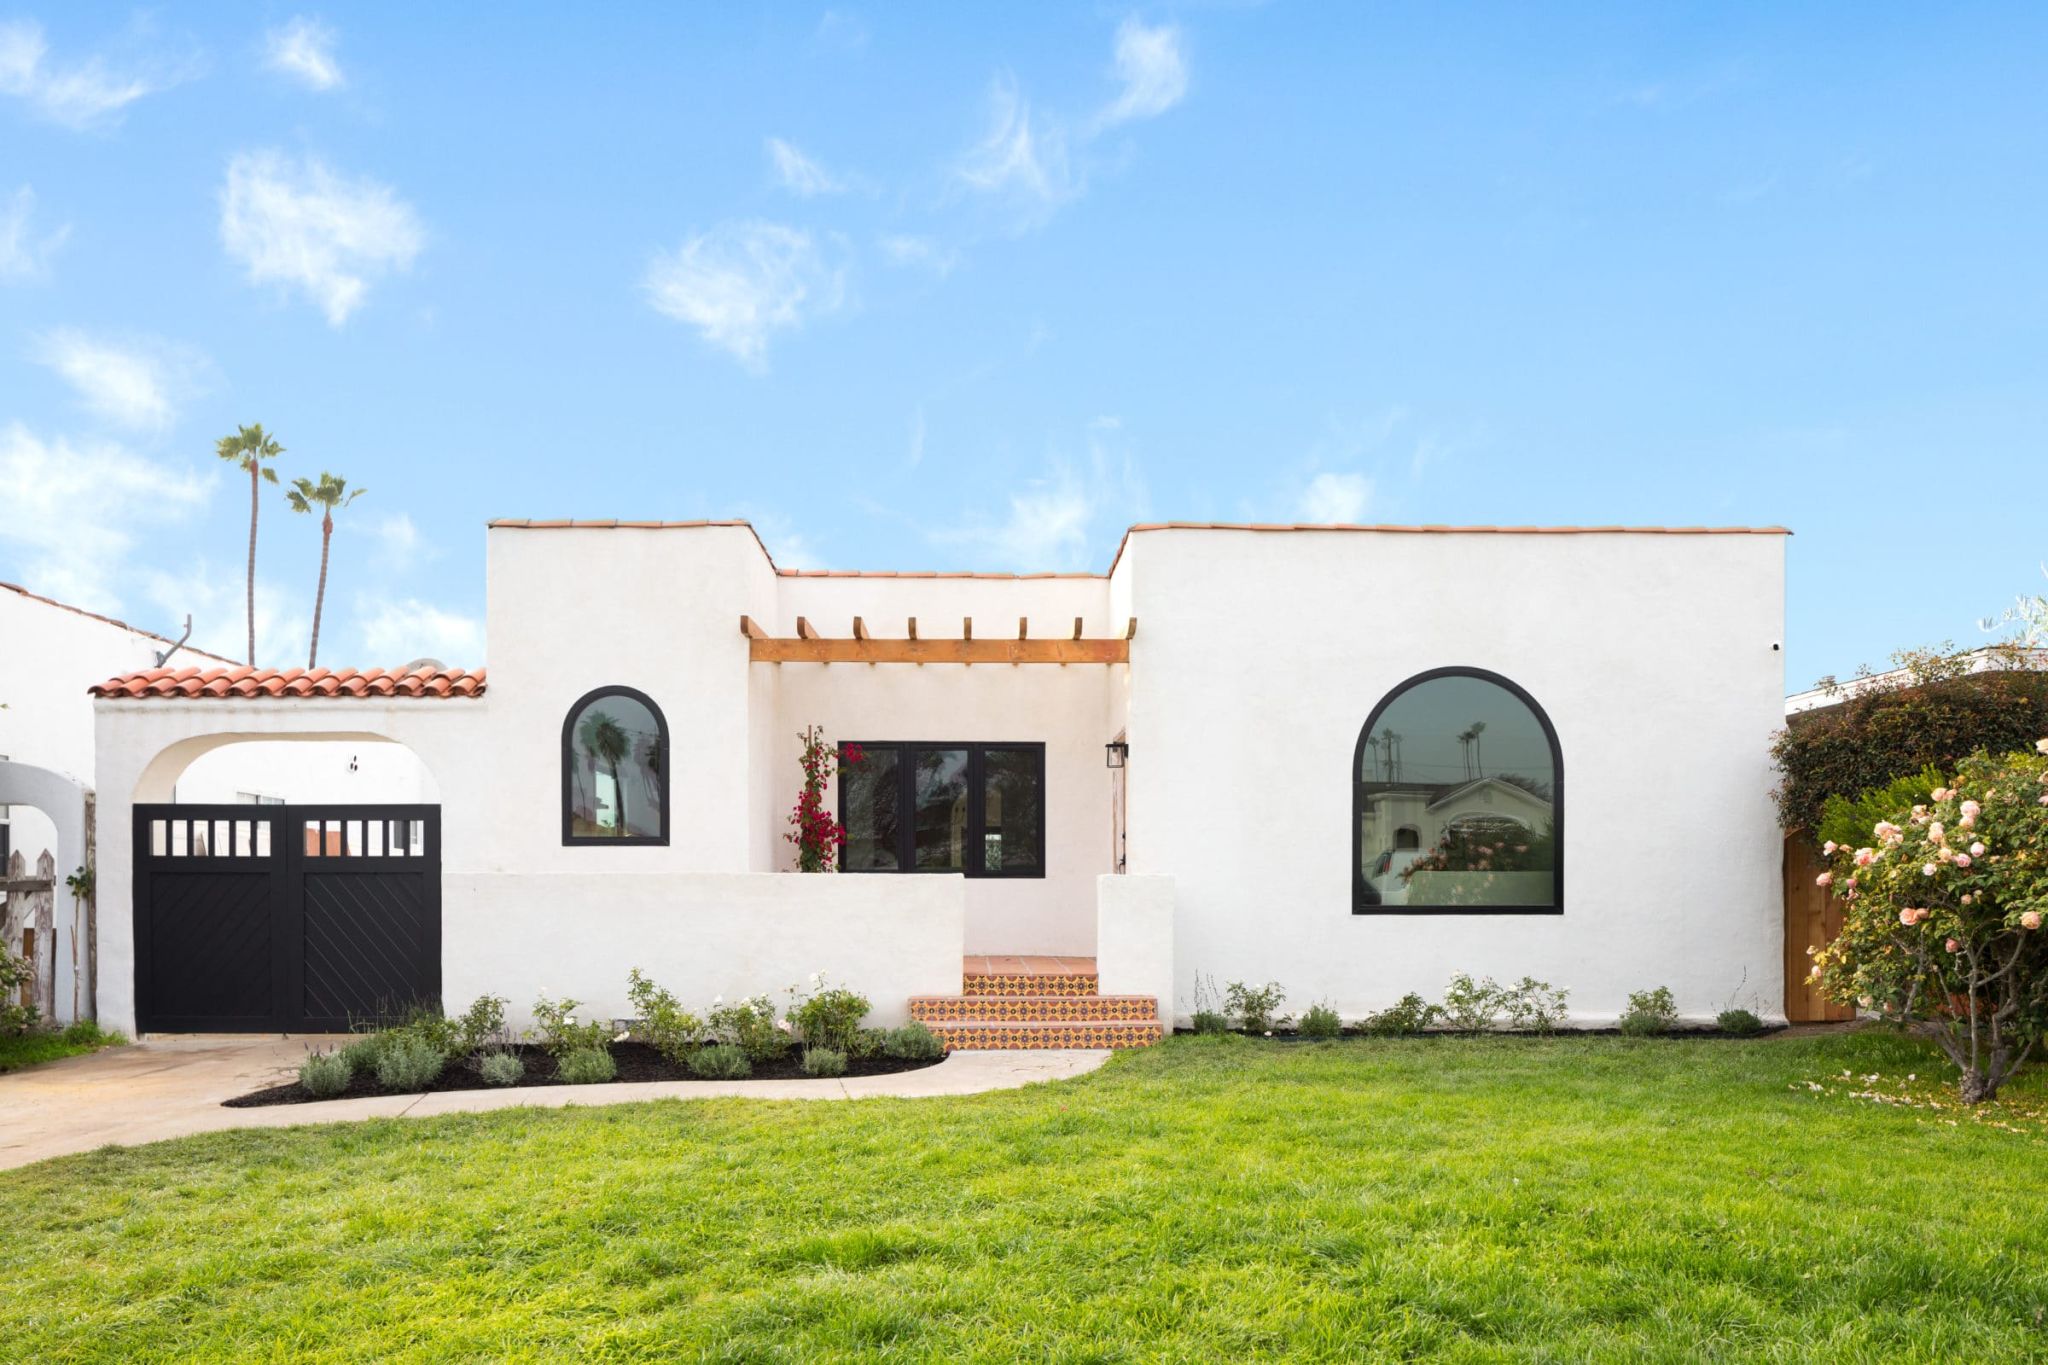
[741,615,1134,664]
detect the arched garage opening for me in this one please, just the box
[129,733,444,1033]
[0,761,92,1024]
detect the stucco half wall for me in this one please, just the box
[443,872,965,1030]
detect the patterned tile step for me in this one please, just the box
[929,1020,1163,1050]
[911,994,1161,1023]
[961,972,1099,998]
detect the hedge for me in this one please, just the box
[1772,657,2048,836]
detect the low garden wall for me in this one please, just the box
[442,873,966,1030]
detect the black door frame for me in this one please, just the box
[133,803,442,1033]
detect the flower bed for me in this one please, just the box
[225,1040,944,1108]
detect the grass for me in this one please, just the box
[0,1019,125,1073]
[3,1030,2046,1362]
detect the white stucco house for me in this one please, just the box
[87,520,1789,1045]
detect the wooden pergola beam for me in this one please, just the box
[852,616,870,640]
[750,637,1129,665]
[739,615,767,639]
[796,616,820,640]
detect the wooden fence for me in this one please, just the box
[1782,831,1856,1023]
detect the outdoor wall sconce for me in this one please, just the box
[1105,739,1128,769]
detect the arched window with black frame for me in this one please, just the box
[1353,667,1561,914]
[562,686,670,845]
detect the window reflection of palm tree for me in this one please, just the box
[580,711,631,834]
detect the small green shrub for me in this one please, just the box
[791,977,871,1054]
[339,1032,387,1074]
[1440,973,1505,1031]
[802,1047,848,1077]
[59,1019,122,1047]
[374,1036,445,1090]
[478,1051,524,1087]
[556,1047,616,1085]
[1619,986,1679,1036]
[1298,1002,1342,1039]
[707,995,789,1062]
[1191,1010,1231,1035]
[1225,980,1287,1033]
[451,994,509,1058]
[884,1021,945,1061]
[689,1043,752,1079]
[1717,1008,1765,1037]
[298,1049,351,1098]
[626,969,701,1064]
[1501,977,1570,1034]
[848,1027,889,1059]
[531,995,614,1058]
[1362,993,1441,1036]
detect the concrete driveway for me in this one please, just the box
[0,1038,1111,1171]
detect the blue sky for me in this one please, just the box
[2,4,2043,688]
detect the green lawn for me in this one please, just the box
[4,1030,2046,1362]
[0,1020,123,1073]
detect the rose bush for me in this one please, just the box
[785,726,862,872]
[1810,738,2048,1102]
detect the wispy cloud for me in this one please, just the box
[0,185,68,282]
[0,423,212,612]
[32,329,208,432]
[1296,471,1372,523]
[643,221,844,369]
[935,426,1146,571]
[354,595,484,665]
[878,233,960,277]
[0,18,197,130]
[766,137,845,196]
[956,77,1075,225]
[907,406,927,469]
[263,16,344,92]
[1095,19,1187,129]
[219,150,425,325]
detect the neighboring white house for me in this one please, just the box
[87,520,1789,1042]
[0,580,433,1025]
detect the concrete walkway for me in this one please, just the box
[0,1038,1113,1171]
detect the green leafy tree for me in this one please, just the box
[214,424,284,666]
[579,710,631,834]
[284,471,366,668]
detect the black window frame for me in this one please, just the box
[1351,666,1563,916]
[561,685,672,847]
[836,741,1046,879]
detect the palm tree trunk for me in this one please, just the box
[611,761,627,835]
[308,513,332,668]
[245,465,260,666]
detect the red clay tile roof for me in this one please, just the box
[90,666,486,700]
[0,580,238,663]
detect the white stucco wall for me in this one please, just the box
[1120,528,1788,1026]
[770,575,1120,954]
[443,872,964,1031]
[1096,873,1173,1018]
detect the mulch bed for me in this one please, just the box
[224,1042,943,1108]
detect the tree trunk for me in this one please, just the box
[246,465,260,666]
[611,761,627,835]
[1959,1066,1993,1105]
[308,513,332,668]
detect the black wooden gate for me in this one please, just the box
[133,804,441,1033]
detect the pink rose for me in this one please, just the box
[1955,853,1972,868]
[1945,938,1961,953]
[1923,863,1938,877]
[1969,842,1985,857]
[1928,822,1945,843]
[1815,872,1833,888]
[1899,908,1917,926]
[1823,840,1838,855]
[2023,912,2043,931]
[1854,848,1876,866]
[1960,799,1981,818]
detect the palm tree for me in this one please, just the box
[579,711,631,834]
[215,424,284,666]
[1469,720,1487,778]
[285,471,366,669]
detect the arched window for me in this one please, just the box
[1353,667,1560,914]
[562,686,669,845]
